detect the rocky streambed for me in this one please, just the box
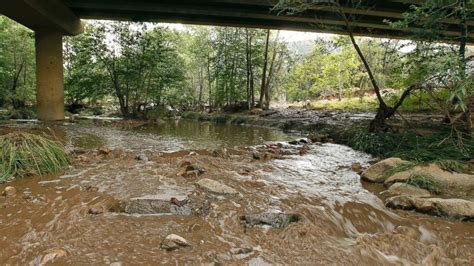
[0,119,473,264]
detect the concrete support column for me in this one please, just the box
[35,30,64,121]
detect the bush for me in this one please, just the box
[0,132,70,180]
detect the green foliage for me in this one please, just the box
[406,173,441,194]
[64,26,109,107]
[65,22,186,117]
[0,132,69,180]
[284,37,404,102]
[0,16,35,108]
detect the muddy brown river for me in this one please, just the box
[0,119,473,265]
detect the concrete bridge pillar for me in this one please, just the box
[35,30,65,121]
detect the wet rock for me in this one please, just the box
[186,165,205,174]
[351,163,362,173]
[384,164,474,196]
[361,157,409,183]
[36,248,68,264]
[386,196,474,220]
[212,148,229,159]
[135,153,149,162]
[88,206,104,215]
[178,164,205,178]
[110,148,126,159]
[298,144,310,156]
[307,132,330,143]
[196,178,238,195]
[161,234,190,251]
[2,186,16,197]
[385,195,415,210]
[238,168,252,175]
[87,197,123,215]
[381,183,431,198]
[231,247,253,255]
[252,152,263,160]
[394,225,421,240]
[97,146,111,155]
[288,140,300,145]
[241,212,301,228]
[121,195,192,215]
[179,160,192,168]
[249,108,263,115]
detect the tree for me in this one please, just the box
[64,26,109,112]
[0,16,35,109]
[76,22,185,117]
[275,0,423,132]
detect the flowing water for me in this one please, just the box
[0,119,473,265]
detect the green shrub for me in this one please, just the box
[0,132,70,180]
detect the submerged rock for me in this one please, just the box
[241,212,301,228]
[135,153,149,162]
[2,186,16,197]
[386,195,474,220]
[35,248,68,265]
[97,146,111,155]
[381,183,431,198]
[161,234,190,251]
[196,178,238,195]
[351,162,362,173]
[121,195,192,215]
[307,132,330,143]
[178,164,205,178]
[361,157,409,183]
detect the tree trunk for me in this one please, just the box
[259,29,270,108]
[245,28,252,110]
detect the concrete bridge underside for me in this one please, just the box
[1,0,473,121]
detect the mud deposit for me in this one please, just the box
[0,120,473,265]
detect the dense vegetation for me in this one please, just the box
[0,0,472,135]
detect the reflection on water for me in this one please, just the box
[1,119,295,152]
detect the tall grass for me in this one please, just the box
[406,173,441,194]
[0,132,69,180]
[342,127,472,162]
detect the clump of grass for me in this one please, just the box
[0,132,69,180]
[434,159,468,173]
[385,162,420,178]
[406,173,441,194]
[342,127,472,162]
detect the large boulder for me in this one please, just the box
[384,164,474,196]
[381,183,431,198]
[121,194,192,215]
[386,196,474,220]
[196,178,238,195]
[361,158,409,183]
